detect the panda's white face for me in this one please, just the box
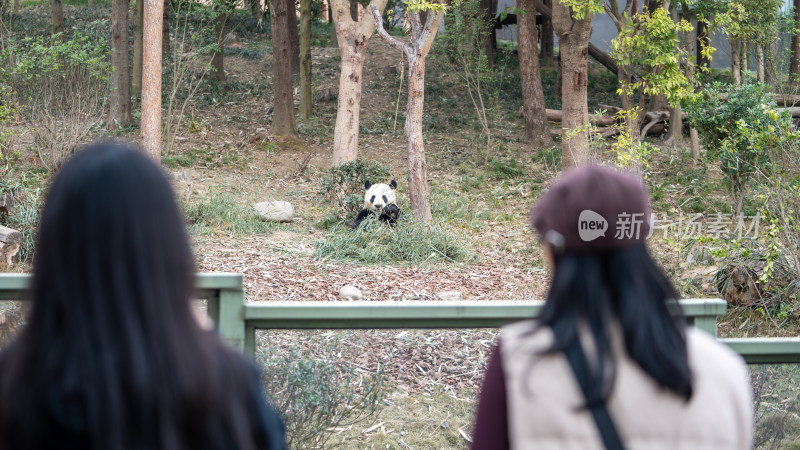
[364,180,397,211]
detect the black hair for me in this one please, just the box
[0,142,268,449]
[536,242,693,407]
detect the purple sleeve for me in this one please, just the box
[471,343,509,450]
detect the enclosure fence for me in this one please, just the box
[1,272,799,364]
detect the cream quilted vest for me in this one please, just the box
[500,320,753,450]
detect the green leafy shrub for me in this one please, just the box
[707,97,800,325]
[611,8,693,107]
[608,109,656,175]
[0,86,19,174]
[318,160,391,223]
[748,108,800,313]
[258,338,386,449]
[686,83,779,214]
[1,31,110,170]
[315,215,471,265]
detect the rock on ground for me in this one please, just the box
[435,291,461,301]
[254,201,294,222]
[339,285,363,300]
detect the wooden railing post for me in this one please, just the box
[217,287,246,352]
[245,324,256,358]
[678,299,727,337]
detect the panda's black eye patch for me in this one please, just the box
[370,195,376,204]
[382,195,388,203]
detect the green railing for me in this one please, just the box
[1,272,799,364]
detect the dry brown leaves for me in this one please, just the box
[197,236,547,303]
[197,234,547,393]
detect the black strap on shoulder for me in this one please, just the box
[563,338,625,450]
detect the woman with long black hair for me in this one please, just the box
[471,166,752,449]
[0,142,286,450]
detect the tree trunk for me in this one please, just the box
[209,4,229,82]
[619,66,638,137]
[741,41,747,76]
[372,5,441,222]
[480,0,494,66]
[406,55,433,222]
[331,35,368,163]
[13,0,19,15]
[540,0,554,67]
[51,0,63,34]
[756,45,765,83]
[534,0,620,76]
[544,108,616,126]
[587,43,619,75]
[110,0,133,127]
[765,40,777,86]
[288,0,300,74]
[142,0,164,162]
[329,0,338,48]
[791,0,800,83]
[555,49,561,97]
[674,19,699,162]
[650,91,668,112]
[132,0,144,97]
[606,0,637,136]
[695,18,709,69]
[300,0,312,119]
[731,38,741,85]
[330,0,388,165]
[489,0,499,55]
[270,0,298,136]
[518,0,552,147]
[551,1,593,168]
[665,105,683,142]
[664,3,685,146]
[163,0,170,56]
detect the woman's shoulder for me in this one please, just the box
[499,320,554,357]
[685,327,751,398]
[685,327,747,371]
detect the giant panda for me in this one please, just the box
[352,180,401,229]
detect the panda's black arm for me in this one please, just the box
[352,209,373,229]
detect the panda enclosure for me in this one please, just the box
[1,1,800,448]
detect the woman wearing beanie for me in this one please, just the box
[471,166,753,450]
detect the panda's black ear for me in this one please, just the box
[364,180,372,189]
[389,180,397,190]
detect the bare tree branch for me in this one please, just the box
[355,0,389,35]
[417,9,443,56]
[371,4,407,54]
[409,10,422,41]
[604,0,623,30]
